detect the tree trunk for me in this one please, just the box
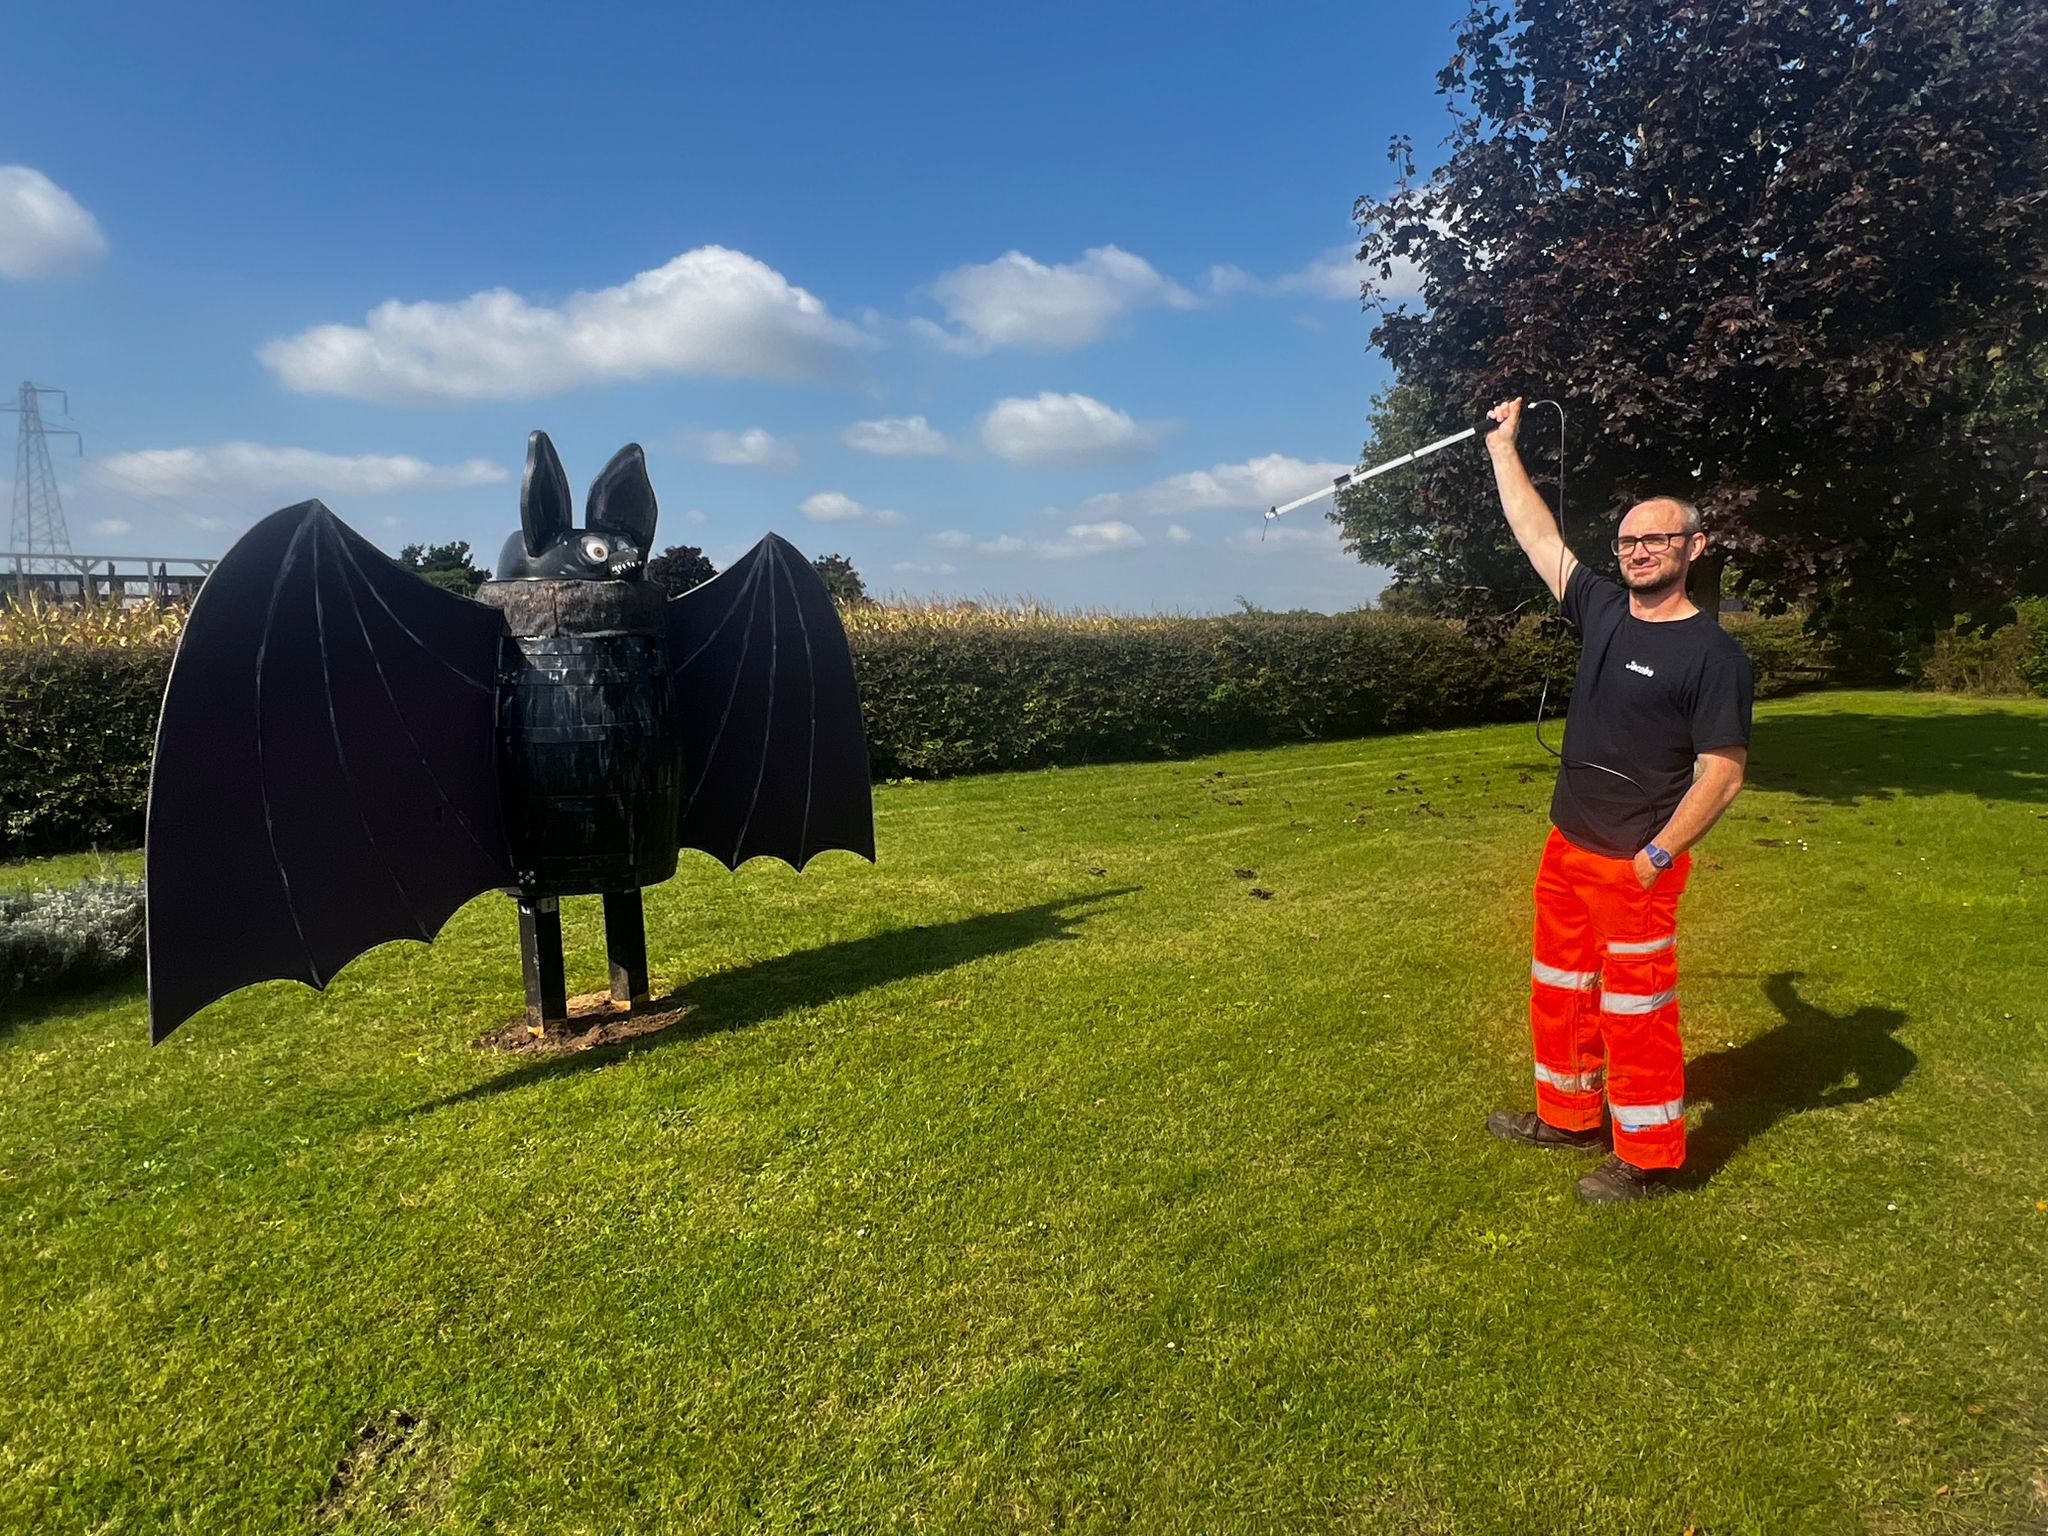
[1690,549,1726,624]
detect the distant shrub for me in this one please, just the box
[2015,599,2048,698]
[1722,610,1836,692]
[0,876,146,1006]
[1921,614,2035,695]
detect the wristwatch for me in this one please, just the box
[1643,843,1674,870]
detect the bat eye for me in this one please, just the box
[580,535,610,564]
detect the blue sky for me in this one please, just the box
[3,0,1468,612]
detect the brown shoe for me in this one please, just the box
[1574,1155,1676,1204]
[1486,1109,1606,1153]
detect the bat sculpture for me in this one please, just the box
[145,431,874,1042]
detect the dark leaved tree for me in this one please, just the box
[810,553,870,605]
[397,540,489,594]
[644,544,718,597]
[1339,0,2048,665]
[1343,377,1544,628]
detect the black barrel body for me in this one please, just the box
[475,578,680,896]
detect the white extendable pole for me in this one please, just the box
[1264,425,1480,524]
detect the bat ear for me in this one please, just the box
[521,431,573,557]
[586,443,658,549]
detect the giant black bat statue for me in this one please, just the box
[145,432,874,1042]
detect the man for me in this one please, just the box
[1483,397,1754,1204]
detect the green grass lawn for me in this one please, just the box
[2,689,2045,1534]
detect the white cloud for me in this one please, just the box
[181,513,232,534]
[892,560,956,576]
[1203,263,1258,299]
[1073,453,1354,521]
[260,246,874,403]
[943,520,1145,561]
[980,393,1156,467]
[681,509,711,525]
[95,443,509,499]
[799,490,905,528]
[842,415,950,457]
[0,166,107,280]
[1205,252,1359,301]
[1053,520,1144,557]
[88,518,132,538]
[1274,248,1364,300]
[678,426,798,469]
[800,490,863,522]
[1167,524,1193,544]
[913,245,1197,355]
[1204,244,1419,305]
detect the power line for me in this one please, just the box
[4,382,83,575]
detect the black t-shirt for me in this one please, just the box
[1550,565,1754,858]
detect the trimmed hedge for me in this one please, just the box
[0,645,172,856]
[0,610,1827,858]
[852,613,1576,779]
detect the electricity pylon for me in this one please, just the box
[6,382,83,572]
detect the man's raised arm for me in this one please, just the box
[1486,397,1578,602]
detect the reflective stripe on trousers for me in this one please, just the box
[1602,988,1677,1015]
[1532,959,1599,990]
[1610,1097,1686,1132]
[1607,935,1675,956]
[1535,1063,1606,1094]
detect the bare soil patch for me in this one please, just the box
[317,1408,449,1525]
[471,987,690,1055]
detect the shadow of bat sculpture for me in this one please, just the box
[144,431,875,1043]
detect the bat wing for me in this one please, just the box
[664,533,876,870]
[146,502,515,1042]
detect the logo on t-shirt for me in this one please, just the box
[1625,660,1656,678]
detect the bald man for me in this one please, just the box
[1482,397,1753,1203]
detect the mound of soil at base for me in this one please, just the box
[471,987,689,1054]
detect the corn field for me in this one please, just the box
[838,596,1183,636]
[0,590,1161,650]
[0,594,186,649]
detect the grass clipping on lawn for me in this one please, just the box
[1,689,2045,1535]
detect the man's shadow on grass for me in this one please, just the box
[421,887,1139,1110]
[1678,971,1915,1187]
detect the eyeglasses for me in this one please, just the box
[1611,532,1690,555]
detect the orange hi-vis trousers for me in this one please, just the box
[1529,827,1691,1170]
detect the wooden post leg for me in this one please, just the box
[517,896,567,1032]
[603,889,649,1007]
